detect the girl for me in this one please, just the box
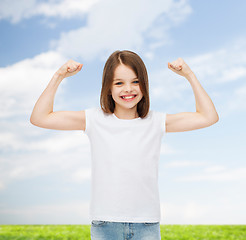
[30,50,219,240]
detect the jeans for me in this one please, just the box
[90,220,161,240]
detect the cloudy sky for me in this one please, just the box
[0,0,246,224]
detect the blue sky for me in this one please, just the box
[0,0,246,224]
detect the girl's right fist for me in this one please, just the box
[56,60,83,78]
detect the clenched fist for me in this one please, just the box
[168,58,193,78]
[56,59,83,79]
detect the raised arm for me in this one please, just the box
[30,60,86,131]
[165,58,219,133]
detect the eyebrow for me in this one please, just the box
[113,77,138,82]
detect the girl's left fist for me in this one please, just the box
[168,58,193,78]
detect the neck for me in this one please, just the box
[114,108,139,120]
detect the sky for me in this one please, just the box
[0,0,246,225]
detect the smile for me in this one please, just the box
[120,95,137,101]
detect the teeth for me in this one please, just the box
[122,95,135,99]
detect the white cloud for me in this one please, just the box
[165,160,207,168]
[176,167,246,182]
[54,0,192,61]
[150,68,189,103]
[161,201,210,224]
[0,128,91,189]
[225,84,246,113]
[0,49,95,193]
[187,40,246,116]
[150,38,246,115]
[0,51,66,118]
[0,0,192,119]
[203,165,227,173]
[0,0,192,121]
[161,200,246,224]
[0,0,99,23]
[71,168,91,183]
[151,38,246,91]
[187,39,246,84]
[36,0,100,19]
[160,142,176,155]
[0,201,90,224]
[0,0,36,23]
[0,181,5,190]
[0,127,89,153]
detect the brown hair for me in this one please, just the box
[100,50,150,118]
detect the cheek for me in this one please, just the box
[113,87,121,94]
[137,86,143,95]
[110,88,119,100]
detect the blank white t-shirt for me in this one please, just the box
[84,107,166,223]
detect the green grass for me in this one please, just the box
[0,225,245,240]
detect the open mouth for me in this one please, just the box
[120,95,137,99]
[120,95,137,100]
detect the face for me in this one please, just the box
[110,64,143,113]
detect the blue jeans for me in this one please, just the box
[90,220,161,240]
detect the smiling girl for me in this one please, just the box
[30,50,219,240]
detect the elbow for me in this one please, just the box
[214,112,219,123]
[30,114,41,127]
[30,114,50,128]
[30,115,37,126]
[30,110,36,125]
[30,114,34,125]
[215,114,219,123]
[200,111,219,127]
[208,112,219,126]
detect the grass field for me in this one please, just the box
[0,225,245,239]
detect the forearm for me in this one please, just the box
[30,73,64,124]
[186,72,219,122]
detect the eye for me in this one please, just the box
[133,80,139,84]
[115,82,122,85]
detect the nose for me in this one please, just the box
[124,83,133,92]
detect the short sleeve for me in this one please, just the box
[84,108,97,135]
[154,111,166,137]
[160,112,166,136]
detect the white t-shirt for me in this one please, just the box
[84,107,166,223]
